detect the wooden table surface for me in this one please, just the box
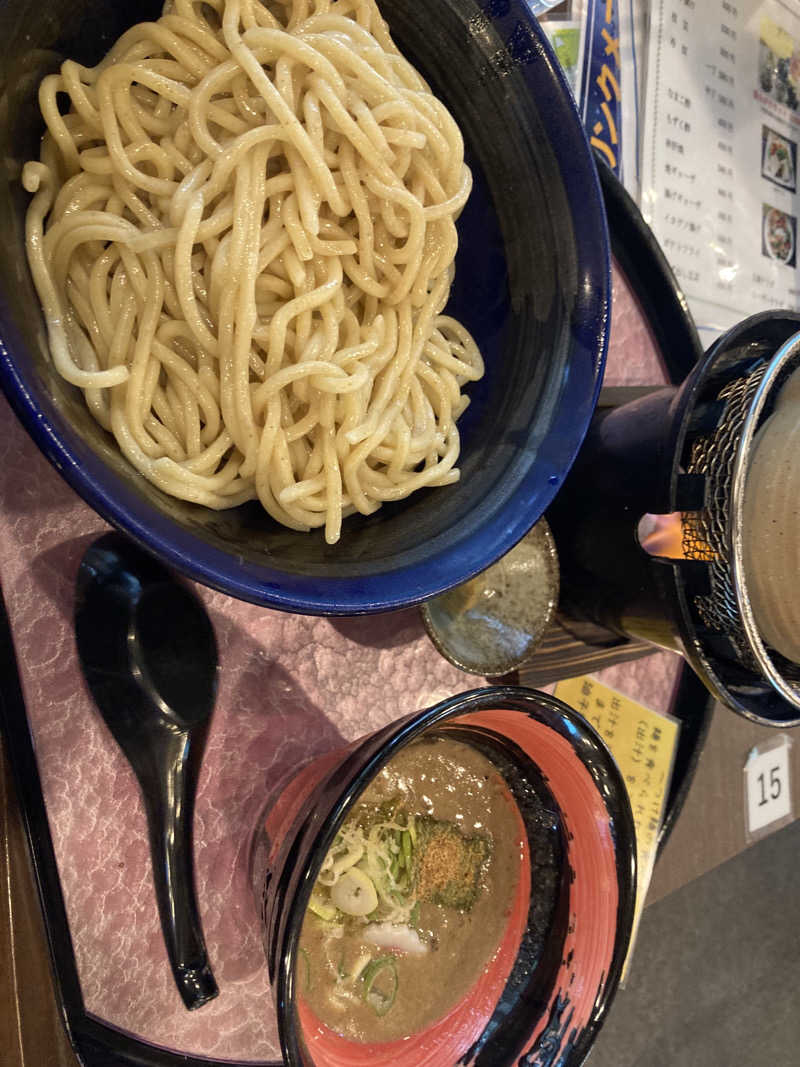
[1,734,78,1067]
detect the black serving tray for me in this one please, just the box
[0,163,714,1067]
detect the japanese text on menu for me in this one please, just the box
[554,675,680,940]
[642,0,800,342]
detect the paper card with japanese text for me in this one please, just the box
[554,674,680,973]
[642,0,800,346]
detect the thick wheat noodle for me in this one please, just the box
[22,0,483,544]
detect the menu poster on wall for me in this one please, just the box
[642,0,800,345]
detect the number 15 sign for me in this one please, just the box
[744,734,794,840]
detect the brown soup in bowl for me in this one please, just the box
[296,737,523,1042]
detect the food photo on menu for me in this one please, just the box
[762,202,797,266]
[761,124,798,191]
[759,12,800,111]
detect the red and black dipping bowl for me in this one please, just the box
[250,686,637,1067]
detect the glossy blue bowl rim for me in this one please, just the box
[0,5,609,615]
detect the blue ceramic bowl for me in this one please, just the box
[0,0,608,614]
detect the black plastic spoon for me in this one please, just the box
[75,532,219,1010]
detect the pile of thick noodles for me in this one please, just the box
[22,0,483,543]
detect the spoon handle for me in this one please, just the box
[142,729,218,1010]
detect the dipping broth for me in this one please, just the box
[296,737,523,1042]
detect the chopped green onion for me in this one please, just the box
[331,868,379,916]
[361,956,398,1016]
[298,947,311,991]
[317,802,422,926]
[351,952,372,981]
[401,830,412,867]
[308,887,338,922]
[409,900,420,926]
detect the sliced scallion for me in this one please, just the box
[401,830,412,868]
[361,956,398,1016]
[308,887,338,922]
[330,868,379,916]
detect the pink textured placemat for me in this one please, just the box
[608,262,669,386]
[0,259,679,1061]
